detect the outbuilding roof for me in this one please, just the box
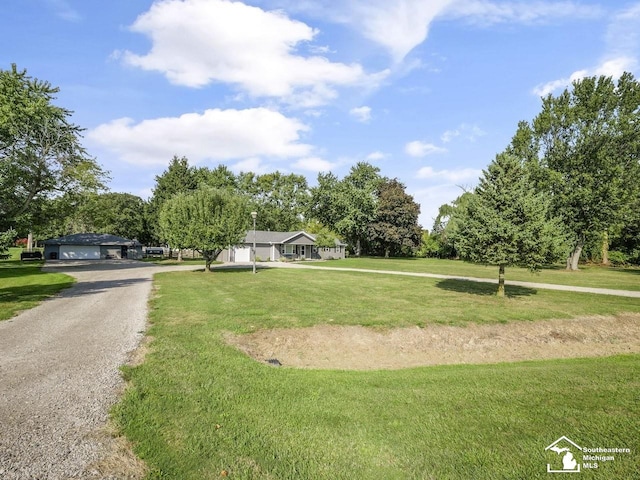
[44,233,142,246]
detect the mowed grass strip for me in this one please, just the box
[114,269,640,479]
[305,257,640,291]
[0,259,75,321]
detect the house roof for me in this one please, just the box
[242,230,346,246]
[44,233,142,246]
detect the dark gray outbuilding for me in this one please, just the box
[44,233,143,260]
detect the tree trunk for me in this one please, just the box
[356,238,361,257]
[601,230,609,265]
[384,246,390,258]
[177,249,183,262]
[566,236,584,271]
[27,232,33,252]
[497,264,505,297]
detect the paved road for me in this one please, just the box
[0,260,198,480]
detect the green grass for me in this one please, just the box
[0,255,75,321]
[308,257,640,291]
[114,268,640,479]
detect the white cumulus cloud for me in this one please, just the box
[405,141,447,157]
[121,0,387,106]
[87,108,312,166]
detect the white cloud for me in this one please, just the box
[230,157,271,174]
[441,123,486,143]
[606,3,640,55]
[416,166,482,183]
[292,156,335,172]
[349,106,372,123]
[532,57,637,97]
[121,0,387,106]
[366,151,386,161]
[87,108,312,166]
[532,4,639,97]
[405,141,447,157]
[275,0,602,63]
[350,0,455,62]
[446,0,603,26]
[46,0,82,22]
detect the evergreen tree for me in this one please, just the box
[454,153,567,296]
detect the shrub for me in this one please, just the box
[607,250,629,266]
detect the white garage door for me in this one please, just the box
[233,246,251,262]
[60,245,101,259]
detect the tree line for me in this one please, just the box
[420,73,640,295]
[2,64,639,280]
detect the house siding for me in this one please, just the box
[217,230,345,262]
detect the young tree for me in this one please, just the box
[511,73,640,270]
[159,188,249,271]
[158,192,193,262]
[454,153,567,296]
[304,220,340,248]
[0,64,107,234]
[368,179,421,257]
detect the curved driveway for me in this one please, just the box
[0,260,198,480]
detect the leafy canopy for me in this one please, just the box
[0,64,107,233]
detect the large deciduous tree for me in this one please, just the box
[368,179,421,257]
[454,153,567,296]
[159,188,249,271]
[0,64,107,233]
[309,162,384,256]
[510,73,640,270]
[237,171,308,231]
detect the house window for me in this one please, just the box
[284,244,294,254]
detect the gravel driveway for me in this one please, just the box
[0,260,198,479]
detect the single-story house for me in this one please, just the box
[44,233,143,260]
[217,230,346,262]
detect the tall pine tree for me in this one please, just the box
[454,153,567,296]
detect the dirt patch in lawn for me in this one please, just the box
[225,314,640,370]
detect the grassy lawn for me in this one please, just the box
[306,257,640,291]
[114,268,640,479]
[0,252,75,321]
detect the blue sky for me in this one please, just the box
[4,0,639,228]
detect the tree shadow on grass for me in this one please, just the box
[435,278,538,297]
